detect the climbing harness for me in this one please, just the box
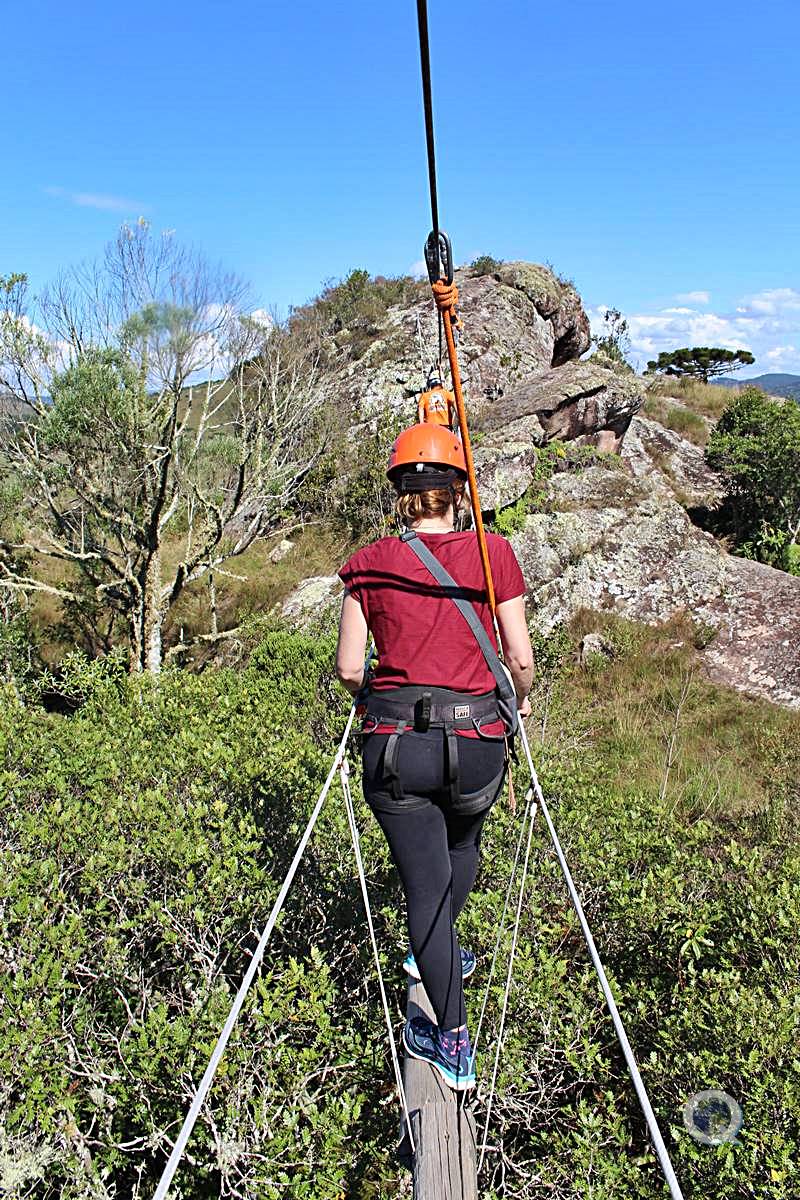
[362,684,508,813]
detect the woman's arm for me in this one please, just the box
[335,590,370,696]
[496,594,534,716]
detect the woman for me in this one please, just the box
[336,423,533,1091]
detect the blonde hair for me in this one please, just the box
[394,482,466,525]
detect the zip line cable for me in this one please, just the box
[415,0,439,242]
[340,756,416,1153]
[152,704,357,1200]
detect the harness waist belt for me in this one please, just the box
[363,686,500,734]
[362,686,507,809]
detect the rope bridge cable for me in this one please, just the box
[471,789,538,1063]
[478,786,537,1174]
[339,757,416,1153]
[513,720,687,1200]
[151,703,358,1200]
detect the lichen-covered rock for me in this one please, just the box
[472,362,646,510]
[494,262,590,365]
[478,360,646,447]
[622,415,723,508]
[511,467,800,709]
[317,262,592,424]
[279,575,342,625]
[269,538,295,564]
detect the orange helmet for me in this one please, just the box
[387,423,467,489]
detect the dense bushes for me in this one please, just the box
[1,622,800,1197]
[705,387,800,574]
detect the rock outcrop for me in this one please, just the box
[622,415,723,509]
[473,360,646,509]
[510,467,800,709]
[275,261,800,711]
[322,262,592,424]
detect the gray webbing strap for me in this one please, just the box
[400,529,514,701]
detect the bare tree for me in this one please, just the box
[0,225,326,673]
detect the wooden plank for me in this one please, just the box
[397,976,479,1199]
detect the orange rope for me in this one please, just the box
[432,279,497,615]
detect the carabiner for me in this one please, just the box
[424,229,454,285]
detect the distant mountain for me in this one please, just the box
[715,373,800,400]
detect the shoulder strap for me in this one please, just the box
[400,529,514,702]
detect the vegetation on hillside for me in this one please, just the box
[1,618,799,1198]
[705,387,800,574]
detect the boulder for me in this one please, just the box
[622,415,723,509]
[269,538,295,564]
[279,575,342,625]
[477,360,646,446]
[472,361,646,510]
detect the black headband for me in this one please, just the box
[393,467,464,493]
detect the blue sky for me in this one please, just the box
[3,0,799,374]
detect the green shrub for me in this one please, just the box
[470,255,503,277]
[705,387,800,573]
[2,617,800,1198]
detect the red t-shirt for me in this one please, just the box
[338,531,526,694]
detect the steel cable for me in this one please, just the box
[151,704,357,1200]
[339,757,416,1153]
[415,0,439,241]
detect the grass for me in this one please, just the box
[645,375,735,421]
[163,523,349,644]
[530,611,800,835]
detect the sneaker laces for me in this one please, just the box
[439,1027,471,1056]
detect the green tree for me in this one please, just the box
[705,387,800,572]
[647,345,754,383]
[0,225,327,673]
[591,307,633,371]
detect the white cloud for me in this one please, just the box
[676,290,710,304]
[588,286,800,374]
[764,344,798,366]
[45,185,150,214]
[737,287,800,317]
[409,259,427,279]
[249,308,273,328]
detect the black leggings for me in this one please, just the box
[362,730,506,1030]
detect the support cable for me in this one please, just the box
[471,788,537,1062]
[514,720,686,1200]
[339,757,416,1153]
[478,786,537,1173]
[152,704,357,1200]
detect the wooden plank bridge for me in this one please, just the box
[397,975,479,1199]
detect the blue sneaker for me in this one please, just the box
[402,946,476,982]
[402,1016,476,1091]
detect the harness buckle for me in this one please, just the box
[414,691,432,732]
